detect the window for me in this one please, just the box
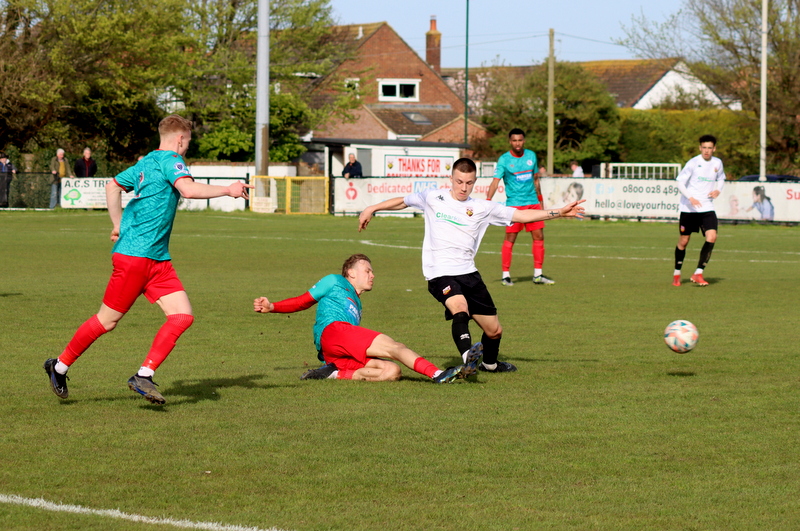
[378,79,420,102]
[402,112,431,125]
[345,78,360,92]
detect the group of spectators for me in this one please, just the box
[0,147,97,208]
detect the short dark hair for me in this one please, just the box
[452,158,477,174]
[0,153,6,159]
[342,254,371,277]
[508,128,525,138]
[699,134,717,145]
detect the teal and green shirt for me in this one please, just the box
[308,274,362,351]
[112,150,192,261]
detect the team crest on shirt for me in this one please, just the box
[442,285,451,295]
[527,160,533,166]
[466,208,473,217]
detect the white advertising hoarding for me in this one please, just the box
[334,177,507,214]
[337,177,800,222]
[542,178,800,221]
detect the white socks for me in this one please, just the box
[137,367,155,378]
[55,361,69,375]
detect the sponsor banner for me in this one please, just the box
[383,156,455,177]
[336,177,800,222]
[60,178,133,209]
[542,178,800,222]
[334,177,506,213]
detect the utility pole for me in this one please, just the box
[759,0,768,181]
[547,28,554,176]
[255,0,270,176]
[464,0,470,145]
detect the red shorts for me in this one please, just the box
[506,203,544,233]
[102,253,185,313]
[320,321,381,371]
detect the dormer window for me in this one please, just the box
[378,79,420,102]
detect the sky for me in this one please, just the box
[329,0,686,67]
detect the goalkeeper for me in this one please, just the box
[253,254,482,383]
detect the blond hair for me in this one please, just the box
[158,114,193,137]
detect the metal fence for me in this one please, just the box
[595,163,682,180]
[3,173,54,208]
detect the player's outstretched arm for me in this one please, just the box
[511,199,585,224]
[254,292,317,314]
[358,196,408,232]
[175,179,254,200]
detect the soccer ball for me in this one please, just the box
[664,320,698,353]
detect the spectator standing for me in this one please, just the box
[342,153,363,178]
[0,152,16,208]
[570,161,584,178]
[74,147,98,178]
[49,149,74,208]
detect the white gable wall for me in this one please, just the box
[634,62,740,110]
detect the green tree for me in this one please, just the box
[481,62,621,171]
[181,0,360,162]
[619,108,759,177]
[621,0,800,172]
[0,0,192,159]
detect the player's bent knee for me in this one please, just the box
[384,363,402,381]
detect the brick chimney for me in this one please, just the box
[426,16,441,74]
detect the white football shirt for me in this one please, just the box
[404,188,516,280]
[676,154,725,213]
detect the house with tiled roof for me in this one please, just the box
[441,58,738,112]
[310,18,486,144]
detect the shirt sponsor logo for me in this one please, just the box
[435,211,467,226]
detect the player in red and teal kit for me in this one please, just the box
[44,114,253,405]
[254,254,483,383]
[486,128,554,285]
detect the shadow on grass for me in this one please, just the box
[163,373,285,406]
[0,292,22,297]
[667,370,696,377]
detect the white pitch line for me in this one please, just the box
[178,233,800,263]
[0,494,290,531]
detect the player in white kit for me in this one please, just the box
[673,134,726,287]
[358,158,585,373]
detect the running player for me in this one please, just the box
[43,114,253,404]
[358,158,585,373]
[673,134,725,287]
[253,254,482,383]
[486,128,553,286]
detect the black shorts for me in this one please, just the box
[679,211,718,235]
[427,271,498,320]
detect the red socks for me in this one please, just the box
[413,357,439,378]
[142,314,194,371]
[59,315,108,366]
[533,240,545,269]
[501,240,514,272]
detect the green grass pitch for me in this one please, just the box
[1,209,798,530]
